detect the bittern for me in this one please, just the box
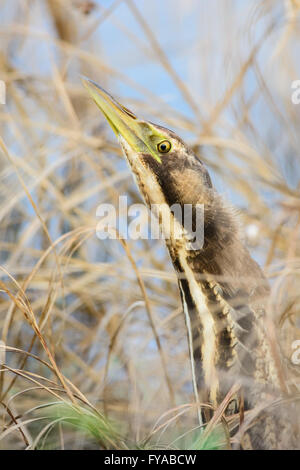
[83,78,295,449]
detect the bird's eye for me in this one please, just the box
[157,140,171,153]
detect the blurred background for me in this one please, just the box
[0,0,300,449]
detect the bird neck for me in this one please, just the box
[165,196,271,407]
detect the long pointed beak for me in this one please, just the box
[82,76,151,155]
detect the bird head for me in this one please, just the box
[83,78,213,211]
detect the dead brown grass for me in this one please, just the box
[0,0,299,449]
